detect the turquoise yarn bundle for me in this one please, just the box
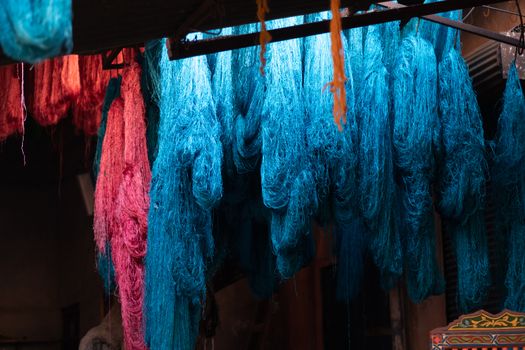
[419,4,460,62]
[262,17,317,279]
[232,24,265,174]
[226,24,277,297]
[438,48,490,312]
[335,26,367,301]
[393,34,444,303]
[493,64,525,312]
[303,15,363,300]
[0,0,73,62]
[144,38,223,350]
[141,40,163,167]
[93,76,122,294]
[358,25,403,289]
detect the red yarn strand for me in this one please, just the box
[32,56,80,126]
[0,64,24,140]
[73,55,111,135]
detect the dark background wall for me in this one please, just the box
[0,118,102,349]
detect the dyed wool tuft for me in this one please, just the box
[32,56,80,126]
[94,60,150,349]
[142,40,163,166]
[232,23,265,174]
[493,64,525,311]
[438,48,490,312]
[329,0,347,129]
[73,55,112,135]
[112,62,150,350]
[358,25,402,289]
[227,24,277,297]
[303,14,362,300]
[93,95,124,256]
[0,64,24,140]
[393,34,444,303]
[0,0,73,62]
[335,26,367,301]
[262,17,317,278]
[419,2,460,62]
[145,39,222,350]
[93,76,122,293]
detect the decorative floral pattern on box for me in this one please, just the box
[430,310,525,350]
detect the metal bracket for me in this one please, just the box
[101,47,127,70]
[167,0,224,60]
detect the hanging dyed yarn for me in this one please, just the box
[231,23,266,174]
[304,12,340,215]
[393,34,444,303]
[92,76,122,293]
[142,41,163,166]
[335,26,367,301]
[112,62,150,350]
[262,17,317,279]
[0,64,24,140]
[73,55,112,135]
[493,63,525,312]
[419,3,460,62]
[94,58,150,349]
[93,95,124,263]
[145,38,222,350]
[0,0,73,62]
[438,48,490,312]
[210,27,235,167]
[227,24,277,297]
[329,0,348,130]
[32,55,80,126]
[256,0,271,74]
[303,13,362,300]
[358,25,402,289]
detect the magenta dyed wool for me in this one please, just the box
[94,59,150,350]
[112,62,150,350]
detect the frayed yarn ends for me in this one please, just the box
[493,64,525,311]
[438,48,490,312]
[0,64,24,140]
[393,35,444,302]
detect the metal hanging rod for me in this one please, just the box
[380,1,523,47]
[481,5,525,17]
[168,0,523,60]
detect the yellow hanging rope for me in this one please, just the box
[257,0,271,75]
[329,0,347,130]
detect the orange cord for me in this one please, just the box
[329,0,347,131]
[257,0,271,75]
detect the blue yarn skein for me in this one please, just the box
[141,40,163,167]
[334,25,367,302]
[262,17,318,278]
[303,14,364,301]
[0,0,73,62]
[493,64,525,311]
[226,24,277,297]
[359,25,403,289]
[438,48,490,312]
[232,24,265,174]
[393,34,444,303]
[144,38,223,350]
